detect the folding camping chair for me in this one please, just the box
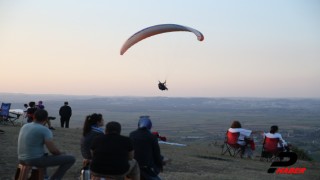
[0,103,20,126]
[221,131,244,158]
[260,137,280,162]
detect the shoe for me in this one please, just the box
[0,129,4,134]
[49,127,55,130]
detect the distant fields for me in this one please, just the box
[2,94,320,161]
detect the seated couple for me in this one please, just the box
[227,121,289,158]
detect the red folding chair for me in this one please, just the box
[221,131,244,158]
[260,137,280,161]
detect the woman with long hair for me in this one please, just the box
[80,113,104,166]
[228,120,260,158]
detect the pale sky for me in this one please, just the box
[1,0,319,97]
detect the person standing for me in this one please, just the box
[17,109,75,179]
[23,103,29,118]
[59,102,72,128]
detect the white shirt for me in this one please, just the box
[228,128,252,145]
[264,132,287,147]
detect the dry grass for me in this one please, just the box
[0,126,319,180]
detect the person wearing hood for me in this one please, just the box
[129,116,163,180]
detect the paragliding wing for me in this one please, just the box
[120,24,204,55]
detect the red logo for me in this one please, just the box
[275,167,306,174]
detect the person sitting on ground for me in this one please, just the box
[228,120,261,158]
[80,113,104,167]
[17,109,76,180]
[90,121,140,180]
[129,116,166,180]
[264,125,290,152]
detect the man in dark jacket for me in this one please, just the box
[129,116,163,180]
[59,102,72,128]
[90,121,140,180]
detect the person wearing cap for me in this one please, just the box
[59,101,72,128]
[129,116,163,180]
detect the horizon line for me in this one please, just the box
[1,92,319,99]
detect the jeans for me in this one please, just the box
[21,154,75,180]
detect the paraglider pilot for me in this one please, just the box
[158,81,168,91]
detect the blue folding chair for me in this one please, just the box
[0,103,20,126]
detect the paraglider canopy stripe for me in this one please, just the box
[120,24,204,55]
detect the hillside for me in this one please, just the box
[0,126,319,180]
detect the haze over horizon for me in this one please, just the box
[1,1,319,98]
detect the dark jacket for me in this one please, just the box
[80,131,103,159]
[129,128,163,171]
[90,134,133,175]
[59,105,72,118]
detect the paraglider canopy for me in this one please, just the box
[120,24,204,55]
